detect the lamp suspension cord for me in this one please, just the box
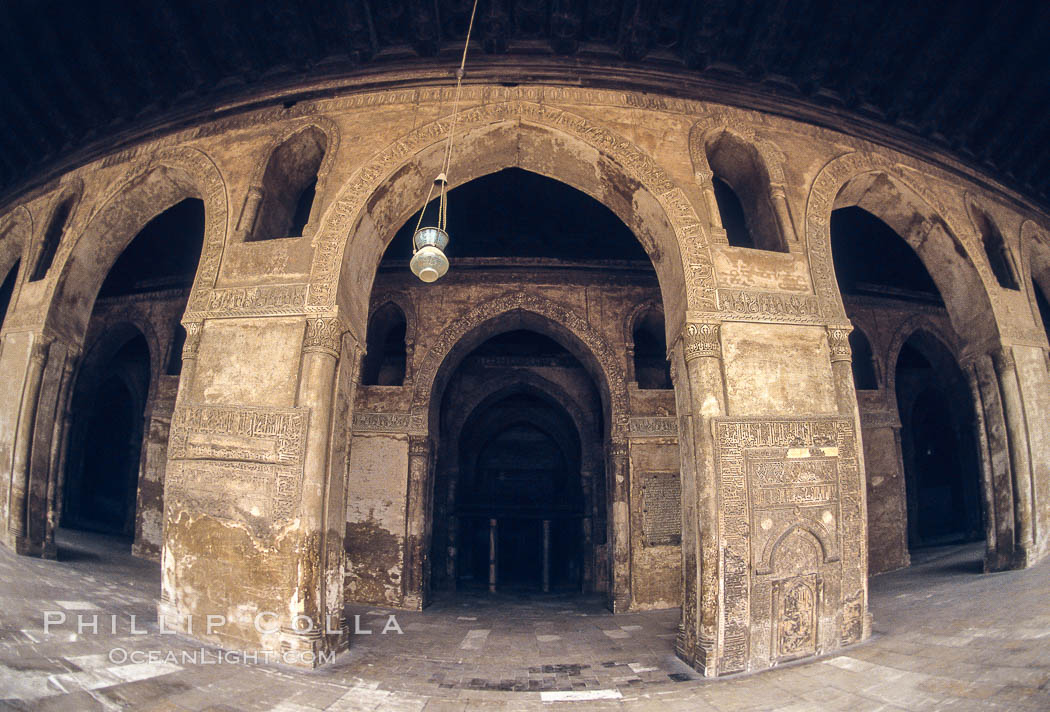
[414,0,480,237]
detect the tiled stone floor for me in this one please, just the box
[1,530,1048,710]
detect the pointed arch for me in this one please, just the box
[806,152,1001,352]
[310,102,702,343]
[45,147,228,343]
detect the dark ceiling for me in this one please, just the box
[2,1,1049,209]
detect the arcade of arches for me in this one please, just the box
[1,88,1049,679]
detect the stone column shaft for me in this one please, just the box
[677,321,726,674]
[542,518,551,593]
[43,349,76,558]
[404,435,429,609]
[8,338,49,553]
[284,317,342,657]
[992,348,1035,554]
[609,440,631,612]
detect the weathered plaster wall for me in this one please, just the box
[0,82,1046,674]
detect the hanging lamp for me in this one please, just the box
[410,0,479,283]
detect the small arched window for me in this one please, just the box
[706,132,786,253]
[973,207,1019,290]
[0,259,20,328]
[31,195,74,281]
[249,127,327,241]
[632,309,671,390]
[849,328,879,390]
[361,302,408,386]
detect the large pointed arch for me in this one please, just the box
[44,147,228,343]
[806,152,1001,350]
[309,102,704,346]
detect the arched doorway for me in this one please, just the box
[63,329,151,537]
[60,197,205,548]
[430,331,598,595]
[895,332,984,548]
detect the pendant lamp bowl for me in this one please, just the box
[411,226,450,283]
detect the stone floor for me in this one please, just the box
[0,530,1048,710]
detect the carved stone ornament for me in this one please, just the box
[303,316,345,356]
[683,322,721,361]
[182,322,203,360]
[827,327,853,362]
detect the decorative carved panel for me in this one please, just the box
[712,416,863,674]
[629,416,678,437]
[640,472,682,547]
[351,411,426,435]
[166,404,310,528]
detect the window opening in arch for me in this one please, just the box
[30,196,74,282]
[705,132,787,252]
[973,208,1019,290]
[712,177,754,249]
[361,303,407,386]
[250,127,327,241]
[632,309,671,389]
[848,328,879,390]
[0,259,20,327]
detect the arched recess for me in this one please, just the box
[29,184,81,283]
[889,326,984,548]
[360,301,409,386]
[848,327,879,391]
[0,206,31,329]
[244,121,337,241]
[416,292,627,434]
[807,153,1002,353]
[45,147,228,344]
[7,147,227,555]
[430,368,603,593]
[968,203,1020,291]
[627,303,672,389]
[311,102,702,347]
[63,322,154,537]
[688,116,795,251]
[407,295,627,607]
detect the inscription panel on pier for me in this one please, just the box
[713,416,861,674]
[166,404,310,528]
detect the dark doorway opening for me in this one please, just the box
[63,332,151,537]
[895,334,984,548]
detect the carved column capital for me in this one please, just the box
[303,317,345,357]
[694,168,714,184]
[827,326,853,363]
[683,322,722,362]
[182,322,203,360]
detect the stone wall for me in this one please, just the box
[0,81,1046,674]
